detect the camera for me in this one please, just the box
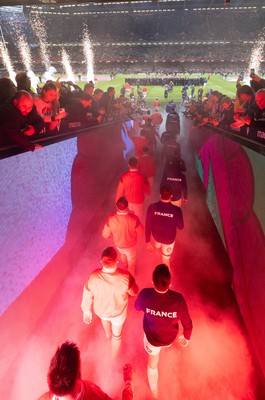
[250,68,255,77]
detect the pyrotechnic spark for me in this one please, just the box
[82,29,95,83]
[248,29,265,76]
[17,34,39,91]
[0,42,16,83]
[61,49,75,83]
[17,34,32,72]
[30,14,50,70]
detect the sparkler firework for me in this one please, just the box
[30,14,50,71]
[17,34,39,91]
[248,29,265,76]
[82,29,95,83]
[0,42,16,83]
[61,49,75,83]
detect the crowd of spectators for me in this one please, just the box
[22,9,263,44]
[0,7,264,75]
[0,72,139,152]
[183,73,265,144]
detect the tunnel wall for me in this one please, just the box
[0,138,77,316]
[0,120,134,317]
[188,123,265,379]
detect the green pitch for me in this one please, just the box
[76,73,239,108]
[52,73,241,109]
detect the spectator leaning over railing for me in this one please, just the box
[91,88,106,119]
[99,86,117,116]
[232,85,256,129]
[58,81,83,108]
[64,92,102,127]
[0,90,44,151]
[211,96,235,129]
[249,88,265,142]
[34,81,67,133]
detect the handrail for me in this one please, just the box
[0,114,139,160]
[206,124,265,157]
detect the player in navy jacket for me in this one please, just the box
[145,184,184,267]
[135,264,192,398]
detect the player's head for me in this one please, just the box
[47,341,81,396]
[116,196,129,212]
[160,184,173,201]
[101,247,118,268]
[153,264,171,292]
[128,157,138,169]
[142,146,149,154]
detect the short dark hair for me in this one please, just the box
[94,88,103,96]
[128,157,138,168]
[153,264,171,292]
[221,96,232,105]
[15,71,29,86]
[84,82,94,90]
[237,85,254,98]
[211,90,220,97]
[41,82,57,93]
[80,92,93,101]
[101,247,117,266]
[107,86,115,93]
[116,196,128,211]
[48,341,80,396]
[160,184,173,200]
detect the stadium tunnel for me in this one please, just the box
[0,111,265,399]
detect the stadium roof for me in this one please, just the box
[0,0,264,7]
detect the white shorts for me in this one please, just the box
[101,309,127,327]
[143,334,172,356]
[116,245,137,263]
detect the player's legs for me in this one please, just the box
[144,335,161,399]
[125,246,137,276]
[147,354,160,399]
[101,319,112,340]
[161,242,175,268]
[117,246,137,275]
[111,322,123,359]
[119,251,128,268]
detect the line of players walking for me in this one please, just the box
[79,101,192,399]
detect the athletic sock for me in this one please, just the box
[147,366,158,399]
[111,334,122,359]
